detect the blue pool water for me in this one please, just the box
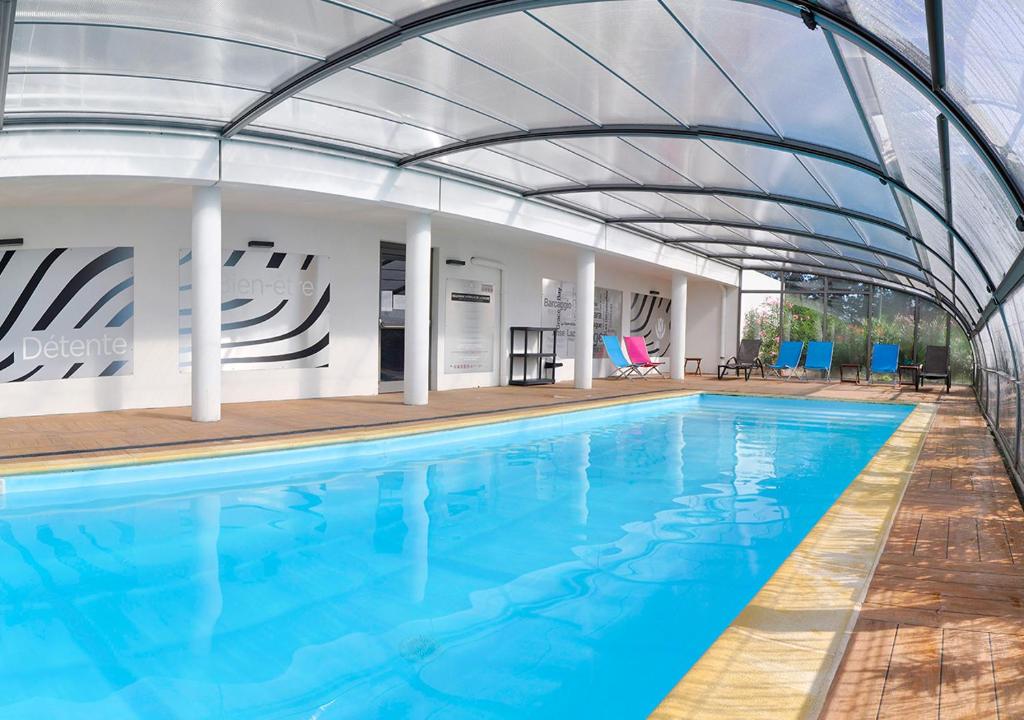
[0,394,911,720]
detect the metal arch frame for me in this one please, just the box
[609,215,985,306]
[523,183,909,233]
[392,123,999,290]
[0,0,15,130]
[220,0,601,137]
[743,262,974,333]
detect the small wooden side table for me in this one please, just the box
[684,357,703,375]
[840,364,861,384]
[898,364,921,387]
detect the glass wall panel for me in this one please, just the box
[950,322,974,386]
[826,290,869,371]
[782,293,824,347]
[870,287,916,369]
[998,379,1018,458]
[739,292,780,366]
[914,300,948,364]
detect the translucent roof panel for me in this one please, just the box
[11,23,315,91]
[664,0,876,158]
[837,38,945,212]
[530,0,771,130]
[613,137,761,190]
[16,0,389,57]
[434,147,578,189]
[254,98,455,156]
[5,73,260,122]
[297,70,519,142]
[816,0,930,75]
[711,197,812,231]
[801,157,904,223]
[354,39,587,130]
[948,122,1023,279]
[701,142,835,203]
[943,1,1024,195]
[554,137,699,186]
[549,191,690,218]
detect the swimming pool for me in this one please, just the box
[0,394,911,719]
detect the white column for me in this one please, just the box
[404,213,431,406]
[191,185,222,422]
[720,285,729,360]
[574,249,595,389]
[671,271,688,380]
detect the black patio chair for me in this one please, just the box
[718,339,765,381]
[917,345,951,392]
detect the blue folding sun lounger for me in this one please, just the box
[802,341,834,382]
[767,340,804,380]
[870,343,900,385]
[602,335,642,379]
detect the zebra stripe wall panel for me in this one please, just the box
[0,246,134,383]
[630,292,671,357]
[178,249,330,371]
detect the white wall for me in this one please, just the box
[0,201,730,418]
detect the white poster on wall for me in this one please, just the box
[593,287,623,356]
[445,278,496,374]
[179,249,330,372]
[0,246,134,383]
[542,278,576,358]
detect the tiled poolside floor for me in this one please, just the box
[0,376,1021,717]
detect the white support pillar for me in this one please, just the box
[671,271,688,380]
[191,185,222,422]
[575,249,595,389]
[404,213,431,406]
[720,285,729,360]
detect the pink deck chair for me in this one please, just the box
[624,336,666,377]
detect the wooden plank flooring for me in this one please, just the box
[821,391,1024,720]
[1,376,1022,717]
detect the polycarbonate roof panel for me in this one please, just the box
[428,12,677,126]
[5,73,260,121]
[552,191,678,217]
[254,98,454,155]
[801,157,904,223]
[837,38,944,212]
[15,0,389,57]
[911,198,953,262]
[701,141,834,203]
[531,0,771,131]
[623,137,761,190]
[849,219,916,258]
[468,140,636,186]
[602,191,749,221]
[355,38,586,130]
[298,69,518,141]
[435,148,577,189]
[708,196,809,230]
[11,23,314,91]
[816,0,930,74]
[553,137,697,186]
[664,0,876,158]
[948,122,1023,278]
[943,1,1024,199]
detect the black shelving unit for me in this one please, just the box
[508,326,559,385]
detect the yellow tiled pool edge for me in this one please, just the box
[650,403,936,720]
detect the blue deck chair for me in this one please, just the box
[602,335,643,379]
[768,340,804,380]
[870,343,900,385]
[802,341,834,382]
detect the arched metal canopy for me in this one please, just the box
[2,0,1024,359]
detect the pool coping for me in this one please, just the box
[650,401,936,720]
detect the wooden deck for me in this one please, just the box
[821,389,1024,720]
[1,376,1022,718]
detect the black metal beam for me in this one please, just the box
[924,0,946,93]
[524,183,909,233]
[221,0,597,137]
[0,0,15,131]
[397,123,886,172]
[667,239,961,300]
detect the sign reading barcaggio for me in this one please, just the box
[542,279,623,359]
[0,246,134,383]
[630,292,671,356]
[178,249,330,371]
[444,278,496,374]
